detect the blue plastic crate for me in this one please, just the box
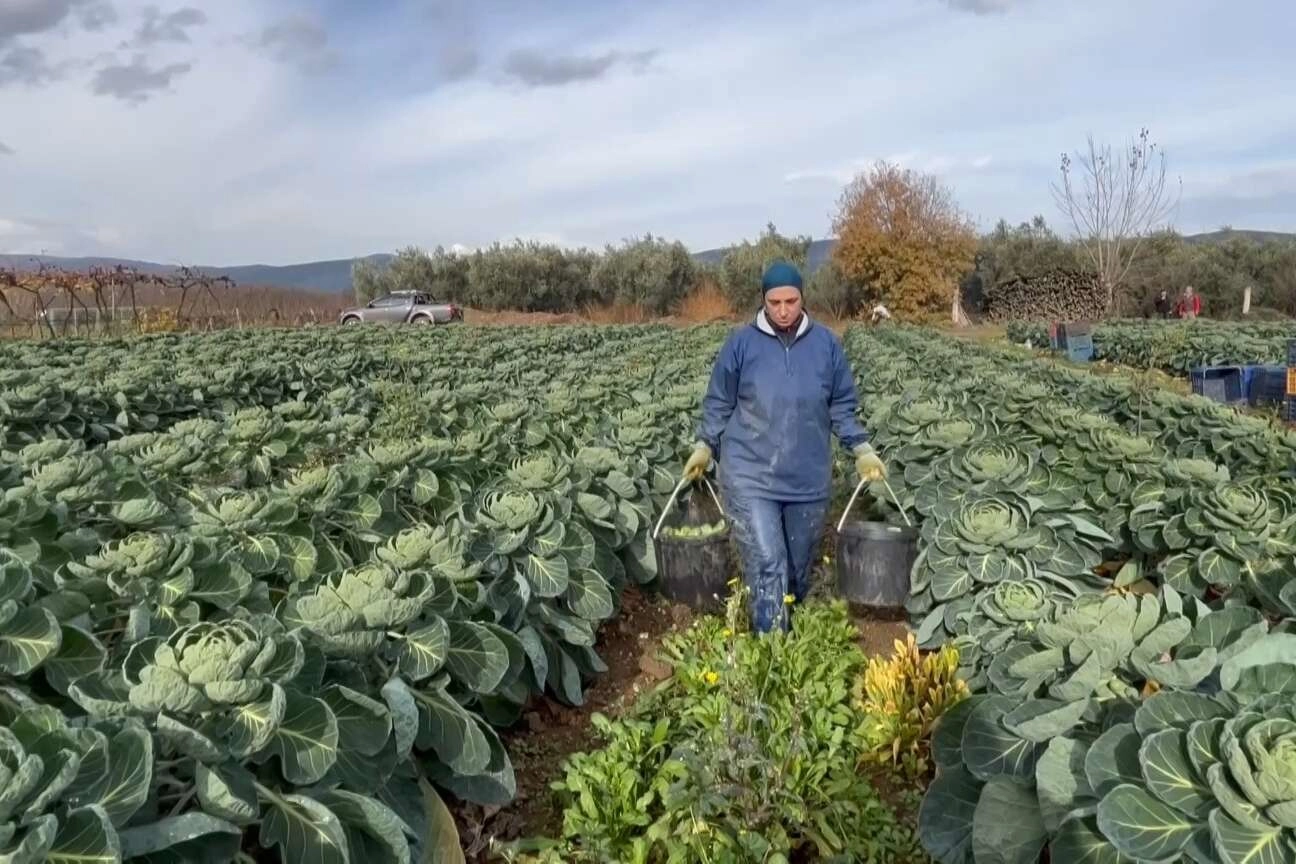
[1190,365,1245,405]
[1247,365,1289,406]
[1056,322,1093,351]
[1240,365,1259,398]
[1065,335,1093,362]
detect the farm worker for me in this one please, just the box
[682,261,884,633]
[1178,285,1201,320]
[1154,290,1170,319]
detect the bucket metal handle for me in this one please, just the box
[653,475,725,540]
[836,475,913,534]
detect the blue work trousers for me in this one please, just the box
[722,483,829,633]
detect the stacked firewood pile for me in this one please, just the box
[983,268,1106,322]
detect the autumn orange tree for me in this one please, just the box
[830,161,978,324]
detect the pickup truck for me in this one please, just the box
[338,291,463,326]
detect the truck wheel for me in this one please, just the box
[412,315,433,325]
[341,316,361,325]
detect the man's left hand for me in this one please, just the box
[855,444,887,483]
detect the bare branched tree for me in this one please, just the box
[1051,128,1182,311]
[85,264,146,331]
[167,265,235,322]
[0,267,19,325]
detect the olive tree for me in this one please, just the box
[350,246,469,305]
[718,223,812,311]
[590,234,697,314]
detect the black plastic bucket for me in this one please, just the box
[835,520,917,610]
[652,478,732,612]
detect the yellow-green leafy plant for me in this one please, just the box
[855,632,969,780]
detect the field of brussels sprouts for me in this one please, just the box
[0,324,732,863]
[6,320,1296,864]
[854,327,1296,863]
[1006,318,1296,374]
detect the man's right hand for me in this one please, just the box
[683,442,712,482]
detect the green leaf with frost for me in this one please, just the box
[523,553,569,598]
[44,805,120,864]
[314,789,412,864]
[265,688,338,785]
[195,762,258,825]
[381,678,418,762]
[118,812,241,862]
[258,790,349,864]
[0,604,61,676]
[66,723,151,828]
[443,622,509,694]
[321,686,394,792]
[396,617,449,682]
[414,687,491,776]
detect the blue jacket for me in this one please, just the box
[696,311,870,502]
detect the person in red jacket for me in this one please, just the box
[1176,285,1202,319]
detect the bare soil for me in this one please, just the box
[850,607,910,657]
[454,587,692,860]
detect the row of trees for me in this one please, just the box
[356,127,1291,324]
[351,227,831,318]
[960,216,1296,319]
[355,209,1296,324]
[351,235,698,316]
[822,129,1189,323]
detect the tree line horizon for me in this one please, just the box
[354,129,1296,323]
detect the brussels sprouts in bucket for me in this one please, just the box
[653,477,732,611]
[660,519,728,540]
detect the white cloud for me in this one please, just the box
[939,0,1028,14]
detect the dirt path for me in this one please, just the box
[454,587,693,860]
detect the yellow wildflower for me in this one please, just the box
[702,670,719,686]
[721,628,733,638]
[783,594,795,605]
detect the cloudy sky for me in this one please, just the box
[0,0,1291,265]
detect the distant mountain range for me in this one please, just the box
[3,229,1289,294]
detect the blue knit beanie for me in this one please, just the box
[761,261,803,295]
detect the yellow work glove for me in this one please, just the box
[854,443,886,483]
[683,442,712,482]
